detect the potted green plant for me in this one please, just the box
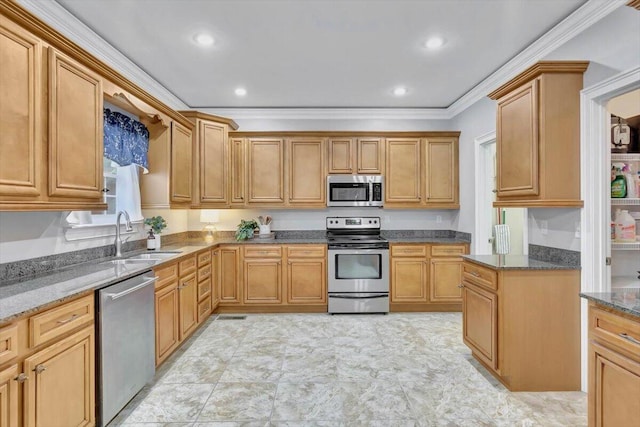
[144,216,167,248]
[235,219,258,241]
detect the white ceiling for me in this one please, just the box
[55,0,586,109]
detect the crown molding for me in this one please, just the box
[199,108,451,121]
[15,0,626,122]
[446,0,627,118]
[16,0,188,111]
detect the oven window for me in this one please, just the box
[335,254,381,279]
[330,183,369,202]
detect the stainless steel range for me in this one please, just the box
[327,216,389,313]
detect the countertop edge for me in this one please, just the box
[580,293,640,319]
[462,255,581,271]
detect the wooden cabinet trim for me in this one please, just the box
[462,262,498,291]
[0,324,19,366]
[462,281,498,370]
[178,255,197,276]
[243,246,283,258]
[28,295,93,348]
[391,244,428,257]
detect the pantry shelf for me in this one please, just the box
[611,242,640,251]
[611,198,640,205]
[611,153,640,161]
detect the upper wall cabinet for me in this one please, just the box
[327,137,384,174]
[424,137,459,208]
[170,121,193,204]
[247,138,286,205]
[179,111,238,208]
[288,137,326,207]
[0,15,106,211]
[488,61,589,208]
[386,138,422,205]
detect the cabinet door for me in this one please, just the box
[230,138,245,204]
[287,258,327,304]
[199,121,228,204]
[247,138,284,204]
[178,273,198,340]
[0,17,42,198]
[496,79,539,197]
[429,258,463,303]
[23,326,94,427]
[357,138,384,174]
[425,138,458,206]
[391,257,428,302]
[462,282,498,371]
[211,248,220,307]
[48,48,103,200]
[243,259,282,304]
[155,281,179,366]
[385,138,421,204]
[288,138,325,206]
[219,246,241,304]
[590,342,640,427]
[170,121,193,203]
[0,364,18,427]
[328,138,354,174]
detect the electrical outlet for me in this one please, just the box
[540,220,548,235]
[436,215,442,224]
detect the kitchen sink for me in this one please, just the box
[126,251,181,261]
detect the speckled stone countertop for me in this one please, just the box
[581,289,640,318]
[463,254,580,270]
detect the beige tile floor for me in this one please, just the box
[109,313,586,427]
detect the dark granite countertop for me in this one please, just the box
[386,237,470,244]
[581,289,640,318]
[463,254,580,270]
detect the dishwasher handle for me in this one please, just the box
[104,276,158,300]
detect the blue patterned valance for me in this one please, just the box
[103,108,149,171]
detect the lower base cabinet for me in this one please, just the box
[0,295,95,427]
[588,303,640,427]
[462,282,497,370]
[155,280,179,366]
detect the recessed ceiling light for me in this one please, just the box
[235,87,247,97]
[393,87,408,96]
[425,36,445,50]
[194,33,214,46]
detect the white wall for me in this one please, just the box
[188,208,457,232]
[527,208,581,251]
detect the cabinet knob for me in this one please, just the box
[457,284,464,289]
[34,365,46,374]
[14,373,28,383]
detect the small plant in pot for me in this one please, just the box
[144,216,167,248]
[235,219,258,241]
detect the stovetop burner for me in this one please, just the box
[326,216,388,249]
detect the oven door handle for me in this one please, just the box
[329,294,388,299]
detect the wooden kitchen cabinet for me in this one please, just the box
[154,277,179,366]
[178,272,197,339]
[587,303,640,427]
[488,61,588,207]
[429,257,464,303]
[287,137,326,207]
[243,246,283,304]
[211,248,220,308]
[461,259,581,391]
[247,138,285,205]
[196,249,213,324]
[0,364,18,427]
[357,138,384,174]
[170,121,193,204]
[0,16,42,202]
[23,326,95,427]
[218,246,242,304]
[385,139,422,205]
[424,137,459,208]
[328,138,354,174]
[0,295,95,427]
[391,256,428,303]
[286,245,327,305]
[327,137,383,174]
[230,138,245,205]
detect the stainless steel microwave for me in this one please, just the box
[326,175,384,207]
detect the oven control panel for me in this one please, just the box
[326,217,380,229]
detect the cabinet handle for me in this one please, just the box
[56,314,79,324]
[34,365,46,374]
[619,333,640,345]
[469,271,480,277]
[457,284,464,288]
[14,373,28,383]
[288,261,292,265]
[492,189,498,193]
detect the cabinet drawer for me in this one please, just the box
[391,245,427,257]
[287,245,325,258]
[591,305,640,361]
[430,245,467,257]
[198,264,212,282]
[179,255,197,276]
[29,295,93,348]
[198,278,212,301]
[197,250,212,266]
[198,298,212,323]
[463,262,497,291]
[0,323,19,365]
[155,263,178,288]
[244,246,282,258]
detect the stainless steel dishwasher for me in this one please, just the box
[97,272,157,426]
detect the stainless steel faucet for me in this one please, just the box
[115,210,133,257]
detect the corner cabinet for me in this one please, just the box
[488,61,589,208]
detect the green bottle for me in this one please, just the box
[611,172,627,198]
